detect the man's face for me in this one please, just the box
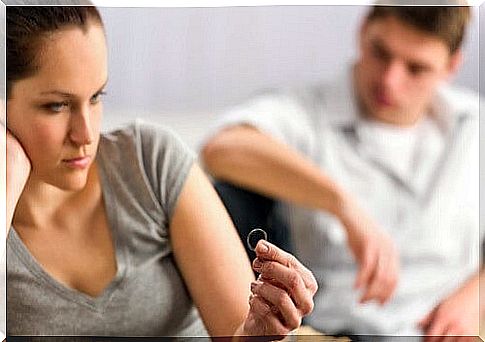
[356,15,461,126]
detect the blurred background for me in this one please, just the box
[98,5,482,150]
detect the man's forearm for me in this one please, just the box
[203,125,346,217]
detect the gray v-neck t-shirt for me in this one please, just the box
[6,120,208,337]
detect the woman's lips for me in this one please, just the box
[62,156,91,169]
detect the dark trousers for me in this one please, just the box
[213,181,293,261]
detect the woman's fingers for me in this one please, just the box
[252,257,314,315]
[254,240,318,294]
[248,294,290,339]
[249,239,316,337]
[251,280,301,330]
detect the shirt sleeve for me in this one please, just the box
[135,120,197,222]
[204,90,317,158]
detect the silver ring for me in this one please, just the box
[246,228,268,251]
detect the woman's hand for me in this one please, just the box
[239,240,317,339]
[6,129,31,232]
[338,195,400,305]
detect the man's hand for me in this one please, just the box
[419,275,479,342]
[338,195,400,305]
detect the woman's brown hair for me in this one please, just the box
[6,5,103,99]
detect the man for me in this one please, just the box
[202,5,482,339]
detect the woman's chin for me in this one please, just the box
[62,181,89,192]
[46,172,90,192]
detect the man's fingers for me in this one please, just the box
[359,259,385,304]
[356,244,377,293]
[442,333,458,342]
[441,326,455,342]
[378,273,398,305]
[376,251,398,305]
[354,248,376,290]
[425,317,449,342]
[357,244,398,305]
[419,309,436,329]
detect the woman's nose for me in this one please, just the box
[68,107,93,146]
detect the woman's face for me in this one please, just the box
[7,23,108,191]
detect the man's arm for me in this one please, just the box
[203,125,343,216]
[202,124,400,305]
[419,269,483,340]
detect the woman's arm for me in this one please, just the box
[170,164,254,336]
[170,164,317,337]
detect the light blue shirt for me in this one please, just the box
[211,67,480,336]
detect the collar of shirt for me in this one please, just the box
[318,65,478,198]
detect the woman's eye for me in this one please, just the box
[43,101,69,113]
[90,91,106,104]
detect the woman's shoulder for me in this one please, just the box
[101,119,183,147]
[98,119,196,218]
[100,119,194,162]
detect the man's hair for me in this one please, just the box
[366,6,471,54]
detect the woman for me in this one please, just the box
[5,6,317,337]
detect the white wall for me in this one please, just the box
[99,5,480,148]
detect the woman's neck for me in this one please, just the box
[12,162,102,231]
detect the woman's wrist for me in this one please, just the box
[6,168,28,232]
[6,172,27,209]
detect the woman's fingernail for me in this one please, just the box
[253,259,262,269]
[257,241,269,253]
